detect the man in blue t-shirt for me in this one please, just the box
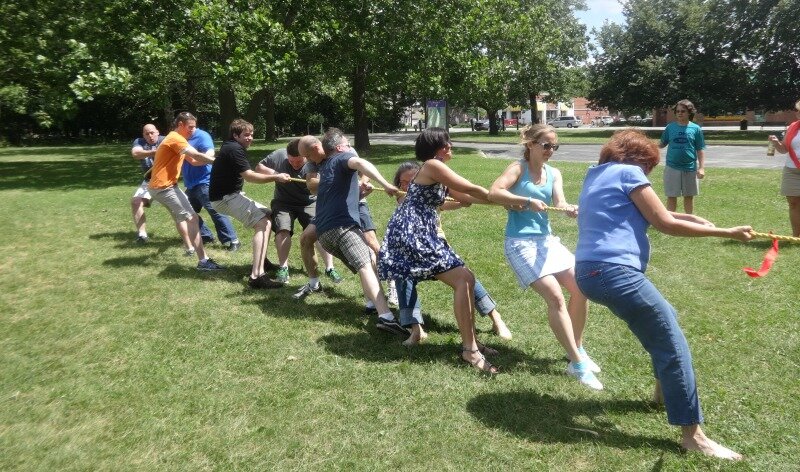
[130,123,164,244]
[295,129,405,335]
[182,128,240,250]
[659,99,706,214]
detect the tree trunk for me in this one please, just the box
[217,84,238,138]
[483,104,498,135]
[352,62,370,154]
[529,92,539,124]
[243,88,267,124]
[263,89,276,141]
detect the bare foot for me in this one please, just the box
[681,426,743,461]
[402,326,428,347]
[489,310,512,340]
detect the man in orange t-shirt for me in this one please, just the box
[149,112,223,271]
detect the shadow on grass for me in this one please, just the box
[467,390,677,454]
[318,332,560,374]
[0,154,135,191]
[258,296,372,330]
[91,231,176,255]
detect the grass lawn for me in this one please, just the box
[1,142,798,471]
[452,128,776,146]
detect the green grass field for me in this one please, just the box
[452,128,776,146]
[1,142,798,471]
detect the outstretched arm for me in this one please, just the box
[185,148,215,167]
[131,145,156,160]
[488,161,546,211]
[241,169,291,184]
[630,185,752,241]
[180,145,215,165]
[347,157,398,195]
[416,159,490,203]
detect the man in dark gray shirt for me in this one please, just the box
[255,139,342,284]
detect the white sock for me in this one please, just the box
[309,277,320,289]
[365,299,375,309]
[379,313,394,321]
[200,258,208,263]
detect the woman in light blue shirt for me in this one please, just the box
[575,129,752,460]
[489,124,602,390]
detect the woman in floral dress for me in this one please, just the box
[378,128,500,373]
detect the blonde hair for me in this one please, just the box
[520,124,556,161]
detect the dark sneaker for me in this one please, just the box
[325,267,343,284]
[376,317,410,336]
[275,267,289,284]
[364,306,378,316]
[226,241,241,252]
[197,258,224,271]
[135,235,149,244]
[263,258,280,272]
[248,274,284,289]
[293,282,323,300]
[202,236,215,244]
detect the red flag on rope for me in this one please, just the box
[743,238,779,278]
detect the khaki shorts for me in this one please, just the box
[211,192,271,229]
[663,166,699,197]
[318,226,373,273]
[780,167,800,196]
[271,201,315,234]
[132,180,152,200]
[150,185,194,222]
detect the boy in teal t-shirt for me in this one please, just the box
[659,99,706,214]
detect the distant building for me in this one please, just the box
[501,96,614,126]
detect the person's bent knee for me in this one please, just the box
[254,217,271,231]
[300,230,316,247]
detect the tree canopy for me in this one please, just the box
[587,0,800,115]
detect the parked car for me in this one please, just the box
[473,119,490,131]
[548,116,582,128]
[592,116,613,126]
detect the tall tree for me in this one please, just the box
[587,0,751,115]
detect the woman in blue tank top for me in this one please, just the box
[488,124,602,390]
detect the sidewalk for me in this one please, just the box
[369,133,782,169]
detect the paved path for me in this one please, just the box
[369,133,782,169]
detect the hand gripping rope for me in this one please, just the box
[287,177,576,211]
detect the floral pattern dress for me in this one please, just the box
[378,180,464,281]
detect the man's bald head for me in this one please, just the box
[298,135,325,164]
[142,124,159,145]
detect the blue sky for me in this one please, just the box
[574,0,626,33]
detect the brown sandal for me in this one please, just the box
[460,348,499,374]
[476,342,499,356]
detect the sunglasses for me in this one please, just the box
[537,142,559,151]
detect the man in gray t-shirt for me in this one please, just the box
[255,139,341,284]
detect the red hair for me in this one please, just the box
[599,129,660,172]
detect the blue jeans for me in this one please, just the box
[575,261,702,426]
[395,277,497,327]
[186,184,238,244]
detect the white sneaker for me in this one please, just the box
[566,361,603,390]
[578,347,601,373]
